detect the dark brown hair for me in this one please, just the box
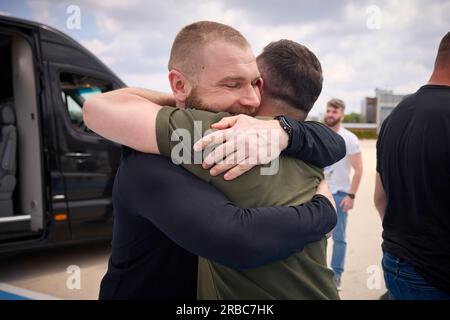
[257,39,323,117]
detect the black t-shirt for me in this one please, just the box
[377,84,450,294]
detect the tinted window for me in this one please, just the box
[60,73,112,133]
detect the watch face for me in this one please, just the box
[280,117,292,132]
[276,116,293,149]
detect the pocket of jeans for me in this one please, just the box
[397,266,436,289]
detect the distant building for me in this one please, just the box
[361,97,377,123]
[376,89,407,131]
[308,89,408,137]
[361,89,408,132]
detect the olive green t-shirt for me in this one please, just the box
[156,106,339,300]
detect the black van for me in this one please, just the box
[0,15,125,253]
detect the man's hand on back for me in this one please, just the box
[193,115,289,180]
[316,179,336,211]
[315,179,336,239]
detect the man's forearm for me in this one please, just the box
[283,118,346,168]
[83,88,171,153]
[115,88,175,106]
[349,170,363,194]
[374,173,386,220]
[349,153,363,194]
[375,195,386,220]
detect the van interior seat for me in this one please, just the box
[0,99,17,217]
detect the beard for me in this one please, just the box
[185,87,258,116]
[185,87,215,112]
[324,116,341,127]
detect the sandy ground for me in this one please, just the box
[0,139,386,300]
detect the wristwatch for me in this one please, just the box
[275,115,293,149]
[346,193,356,199]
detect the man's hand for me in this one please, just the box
[340,195,354,212]
[316,179,336,239]
[193,115,289,180]
[316,180,336,211]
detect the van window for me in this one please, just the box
[60,73,112,133]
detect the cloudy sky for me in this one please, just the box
[1,0,449,116]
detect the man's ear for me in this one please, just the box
[168,70,191,105]
[257,77,264,96]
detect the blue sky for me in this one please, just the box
[1,0,449,116]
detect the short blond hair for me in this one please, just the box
[168,21,250,80]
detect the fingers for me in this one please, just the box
[347,202,354,211]
[223,161,255,181]
[193,128,232,152]
[209,163,236,176]
[202,137,239,169]
[340,198,353,212]
[339,198,345,208]
[210,115,240,130]
[208,148,248,176]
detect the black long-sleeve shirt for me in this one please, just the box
[284,118,346,167]
[99,120,345,300]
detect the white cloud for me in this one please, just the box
[322,58,357,83]
[379,0,419,30]
[22,0,450,115]
[239,23,318,54]
[121,72,170,92]
[80,39,117,65]
[27,0,57,26]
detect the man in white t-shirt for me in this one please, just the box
[323,98,363,291]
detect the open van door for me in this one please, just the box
[0,18,47,246]
[1,15,125,252]
[38,24,125,240]
[46,66,122,240]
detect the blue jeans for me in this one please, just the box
[331,191,348,278]
[382,252,450,300]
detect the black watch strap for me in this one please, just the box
[347,193,355,199]
[275,115,293,149]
